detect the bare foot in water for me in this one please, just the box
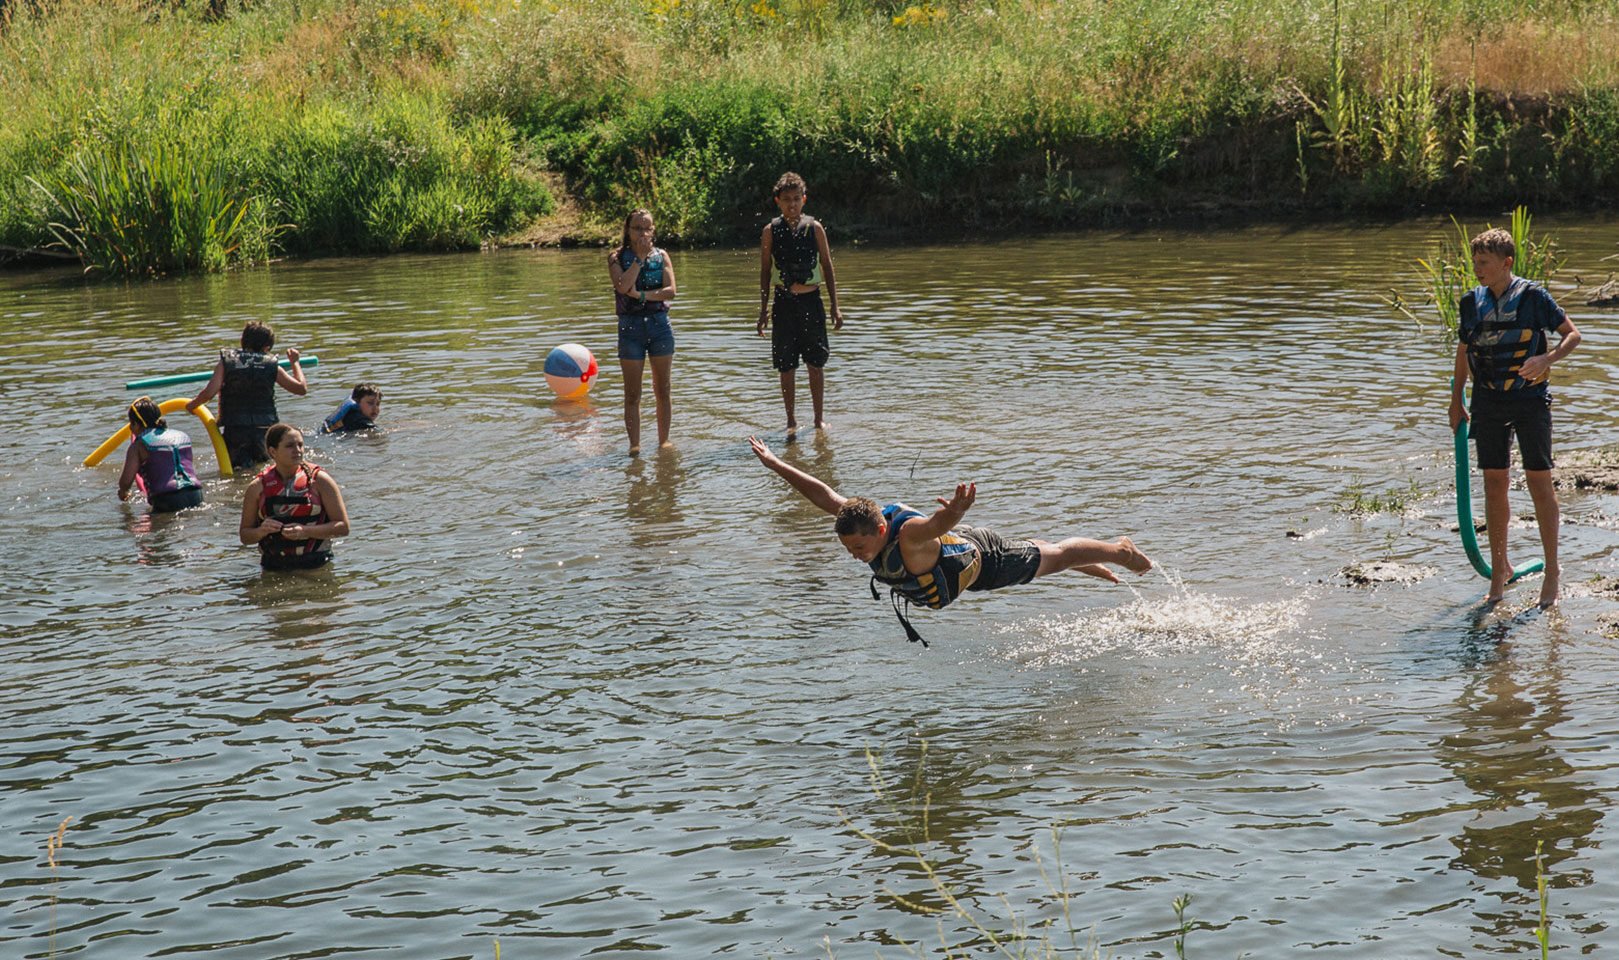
[1539,567,1561,608]
[815,418,829,431]
[1117,536,1153,573]
[628,445,641,458]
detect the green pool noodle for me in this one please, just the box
[125,355,318,390]
[1454,418,1544,582]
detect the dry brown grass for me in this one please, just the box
[1433,19,1619,93]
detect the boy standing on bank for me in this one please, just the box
[1448,228,1582,607]
[757,172,843,436]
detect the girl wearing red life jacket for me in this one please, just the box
[239,423,350,570]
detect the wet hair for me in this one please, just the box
[241,321,275,352]
[264,422,301,454]
[1470,228,1515,261]
[773,171,806,197]
[351,382,381,402]
[618,208,653,254]
[834,497,884,536]
[127,396,166,432]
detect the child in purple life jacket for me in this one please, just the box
[117,396,204,512]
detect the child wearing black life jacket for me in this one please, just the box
[1447,227,1582,607]
[117,396,204,513]
[239,423,350,570]
[756,172,843,437]
[320,383,382,434]
[186,321,307,468]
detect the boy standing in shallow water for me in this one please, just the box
[1448,228,1582,607]
[757,172,843,436]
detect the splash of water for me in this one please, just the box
[995,569,1315,669]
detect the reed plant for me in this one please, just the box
[839,745,1208,958]
[1411,205,1562,341]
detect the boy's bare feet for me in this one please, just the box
[1077,563,1120,584]
[1539,567,1561,608]
[1117,536,1153,573]
[785,421,799,441]
[814,419,829,430]
[628,445,641,458]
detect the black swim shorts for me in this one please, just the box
[771,289,829,371]
[222,424,270,468]
[149,487,203,513]
[962,526,1042,592]
[1470,388,1554,472]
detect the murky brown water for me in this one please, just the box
[3,218,1619,958]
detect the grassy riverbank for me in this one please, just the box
[3,0,1617,274]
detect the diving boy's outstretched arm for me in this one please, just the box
[904,482,976,544]
[749,436,846,516]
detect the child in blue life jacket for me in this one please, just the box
[186,321,307,468]
[320,383,382,434]
[1447,227,1582,607]
[117,397,204,512]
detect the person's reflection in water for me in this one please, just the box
[242,563,347,642]
[122,500,199,567]
[1440,608,1603,949]
[768,430,841,535]
[624,446,687,551]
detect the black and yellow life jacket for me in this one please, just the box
[866,503,982,646]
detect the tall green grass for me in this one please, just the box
[0,0,552,275]
[2,0,1617,272]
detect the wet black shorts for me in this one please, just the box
[261,550,331,571]
[222,424,270,468]
[1470,388,1554,472]
[149,487,203,513]
[771,289,829,371]
[962,526,1042,592]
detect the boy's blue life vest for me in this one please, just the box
[867,503,983,646]
[257,462,332,567]
[218,349,280,427]
[770,215,823,289]
[135,427,201,497]
[1458,277,1566,395]
[321,398,375,434]
[615,248,668,316]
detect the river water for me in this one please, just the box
[3,219,1618,958]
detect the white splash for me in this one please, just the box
[995,570,1316,669]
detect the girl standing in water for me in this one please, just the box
[239,424,350,570]
[607,209,678,456]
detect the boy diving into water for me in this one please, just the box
[749,437,1152,644]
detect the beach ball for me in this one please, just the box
[544,343,598,400]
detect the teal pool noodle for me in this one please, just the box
[1454,419,1544,582]
[125,355,319,390]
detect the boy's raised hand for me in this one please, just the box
[748,436,777,465]
[937,481,976,517]
[286,347,300,363]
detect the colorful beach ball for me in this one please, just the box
[544,343,598,400]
